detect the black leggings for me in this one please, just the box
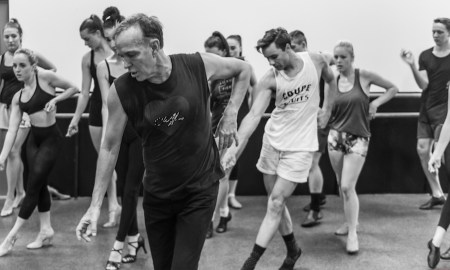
[437,144,450,230]
[19,124,62,219]
[115,129,144,242]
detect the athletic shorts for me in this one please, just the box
[88,99,102,127]
[317,126,330,153]
[0,103,30,130]
[328,129,370,157]
[417,121,443,141]
[256,134,313,183]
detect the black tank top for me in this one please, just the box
[0,53,24,106]
[19,73,55,114]
[114,53,223,199]
[90,50,101,103]
[329,69,370,137]
[104,60,138,142]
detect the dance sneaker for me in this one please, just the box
[301,210,323,227]
[216,213,232,233]
[427,239,440,268]
[228,195,243,209]
[0,235,18,257]
[1,198,14,217]
[26,229,54,249]
[419,196,445,210]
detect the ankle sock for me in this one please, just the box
[282,233,299,257]
[310,193,321,212]
[219,207,229,217]
[241,244,266,270]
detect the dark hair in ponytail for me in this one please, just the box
[227,34,243,57]
[102,6,125,29]
[204,31,230,57]
[4,18,23,37]
[80,14,104,37]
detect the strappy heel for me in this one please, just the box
[105,248,122,270]
[122,235,147,264]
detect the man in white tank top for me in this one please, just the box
[222,27,336,270]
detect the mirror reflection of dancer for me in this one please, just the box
[427,83,450,269]
[0,19,56,217]
[0,48,78,256]
[76,14,251,270]
[223,27,336,270]
[289,30,335,228]
[412,17,450,270]
[329,41,398,254]
[400,18,450,211]
[67,15,122,228]
[96,7,146,270]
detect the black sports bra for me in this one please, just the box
[19,73,55,114]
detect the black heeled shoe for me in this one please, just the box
[122,236,147,264]
[105,248,122,270]
[216,213,232,233]
[427,239,440,269]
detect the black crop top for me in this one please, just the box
[0,53,24,106]
[19,73,55,114]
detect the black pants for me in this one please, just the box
[115,133,144,241]
[143,182,218,270]
[19,124,62,219]
[437,144,450,229]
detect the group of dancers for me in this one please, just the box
[0,7,448,270]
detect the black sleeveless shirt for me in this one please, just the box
[114,53,223,199]
[19,73,55,114]
[90,50,101,103]
[0,53,24,106]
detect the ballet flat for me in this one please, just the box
[27,230,54,249]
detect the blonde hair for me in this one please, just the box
[15,48,38,66]
[335,40,354,58]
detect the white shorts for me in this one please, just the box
[256,134,313,183]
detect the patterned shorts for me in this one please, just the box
[327,129,370,157]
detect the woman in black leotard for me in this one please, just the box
[67,14,121,228]
[0,48,78,257]
[0,19,56,217]
[97,7,146,270]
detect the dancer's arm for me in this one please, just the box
[429,96,450,173]
[76,84,126,242]
[0,93,22,169]
[201,52,252,150]
[400,49,428,90]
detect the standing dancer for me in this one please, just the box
[76,14,251,270]
[67,14,121,228]
[96,7,146,270]
[0,48,78,256]
[224,27,336,270]
[329,41,398,253]
[289,30,334,227]
[0,19,56,217]
[401,18,450,210]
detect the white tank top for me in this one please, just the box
[265,52,320,151]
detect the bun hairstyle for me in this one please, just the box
[335,40,355,58]
[79,14,104,37]
[4,18,23,37]
[204,31,230,57]
[102,6,125,29]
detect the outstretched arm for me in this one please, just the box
[0,93,22,169]
[201,52,252,150]
[76,83,126,241]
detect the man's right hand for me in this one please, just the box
[76,206,100,242]
[400,49,414,66]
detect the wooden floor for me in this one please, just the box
[0,194,448,270]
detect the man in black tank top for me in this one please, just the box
[75,14,251,270]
